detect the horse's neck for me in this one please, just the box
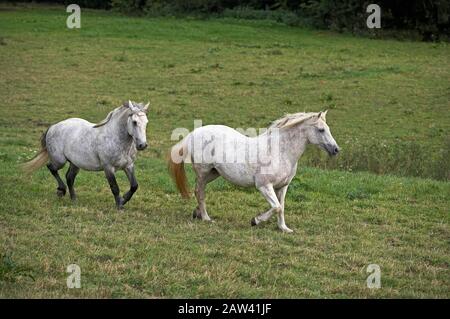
[101,113,133,148]
[262,126,308,163]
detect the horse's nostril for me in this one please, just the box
[334,147,339,154]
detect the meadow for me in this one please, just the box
[0,4,449,298]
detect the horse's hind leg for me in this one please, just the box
[66,163,80,200]
[47,162,67,197]
[193,166,219,221]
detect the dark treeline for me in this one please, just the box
[16,1,450,40]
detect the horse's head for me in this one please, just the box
[304,110,340,156]
[126,100,149,150]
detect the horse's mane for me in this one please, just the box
[269,112,318,129]
[93,105,128,128]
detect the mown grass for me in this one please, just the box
[0,4,449,298]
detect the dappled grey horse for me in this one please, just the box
[23,101,149,209]
[168,111,339,232]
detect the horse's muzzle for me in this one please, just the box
[331,145,340,156]
[323,144,340,156]
[137,142,148,150]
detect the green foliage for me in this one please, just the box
[109,0,450,39]
[15,0,450,39]
[299,0,450,40]
[299,0,367,30]
[222,7,302,26]
[110,0,145,13]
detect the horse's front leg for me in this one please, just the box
[104,167,124,209]
[275,185,292,233]
[122,165,138,206]
[253,184,292,233]
[251,184,280,226]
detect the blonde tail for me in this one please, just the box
[22,130,49,174]
[167,138,190,198]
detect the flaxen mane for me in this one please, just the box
[93,105,128,128]
[269,112,318,130]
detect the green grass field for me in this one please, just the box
[0,4,449,298]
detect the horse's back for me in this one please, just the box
[187,124,249,159]
[49,118,93,131]
[190,125,247,143]
[47,118,95,144]
[46,118,101,170]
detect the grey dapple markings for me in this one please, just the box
[23,101,149,209]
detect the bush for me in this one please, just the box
[222,7,302,26]
[298,0,450,40]
[110,0,145,13]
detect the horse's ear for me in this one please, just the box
[317,110,327,121]
[127,100,140,112]
[122,100,133,108]
[143,102,150,113]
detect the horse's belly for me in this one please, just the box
[214,164,255,187]
[69,156,102,171]
[65,146,102,171]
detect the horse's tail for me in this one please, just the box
[22,129,49,174]
[167,136,190,199]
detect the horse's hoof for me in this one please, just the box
[192,209,201,219]
[116,198,125,210]
[251,217,258,226]
[57,188,66,197]
[280,227,294,233]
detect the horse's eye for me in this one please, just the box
[318,128,325,133]
[132,121,137,125]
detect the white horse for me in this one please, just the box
[23,101,149,209]
[168,111,339,232]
